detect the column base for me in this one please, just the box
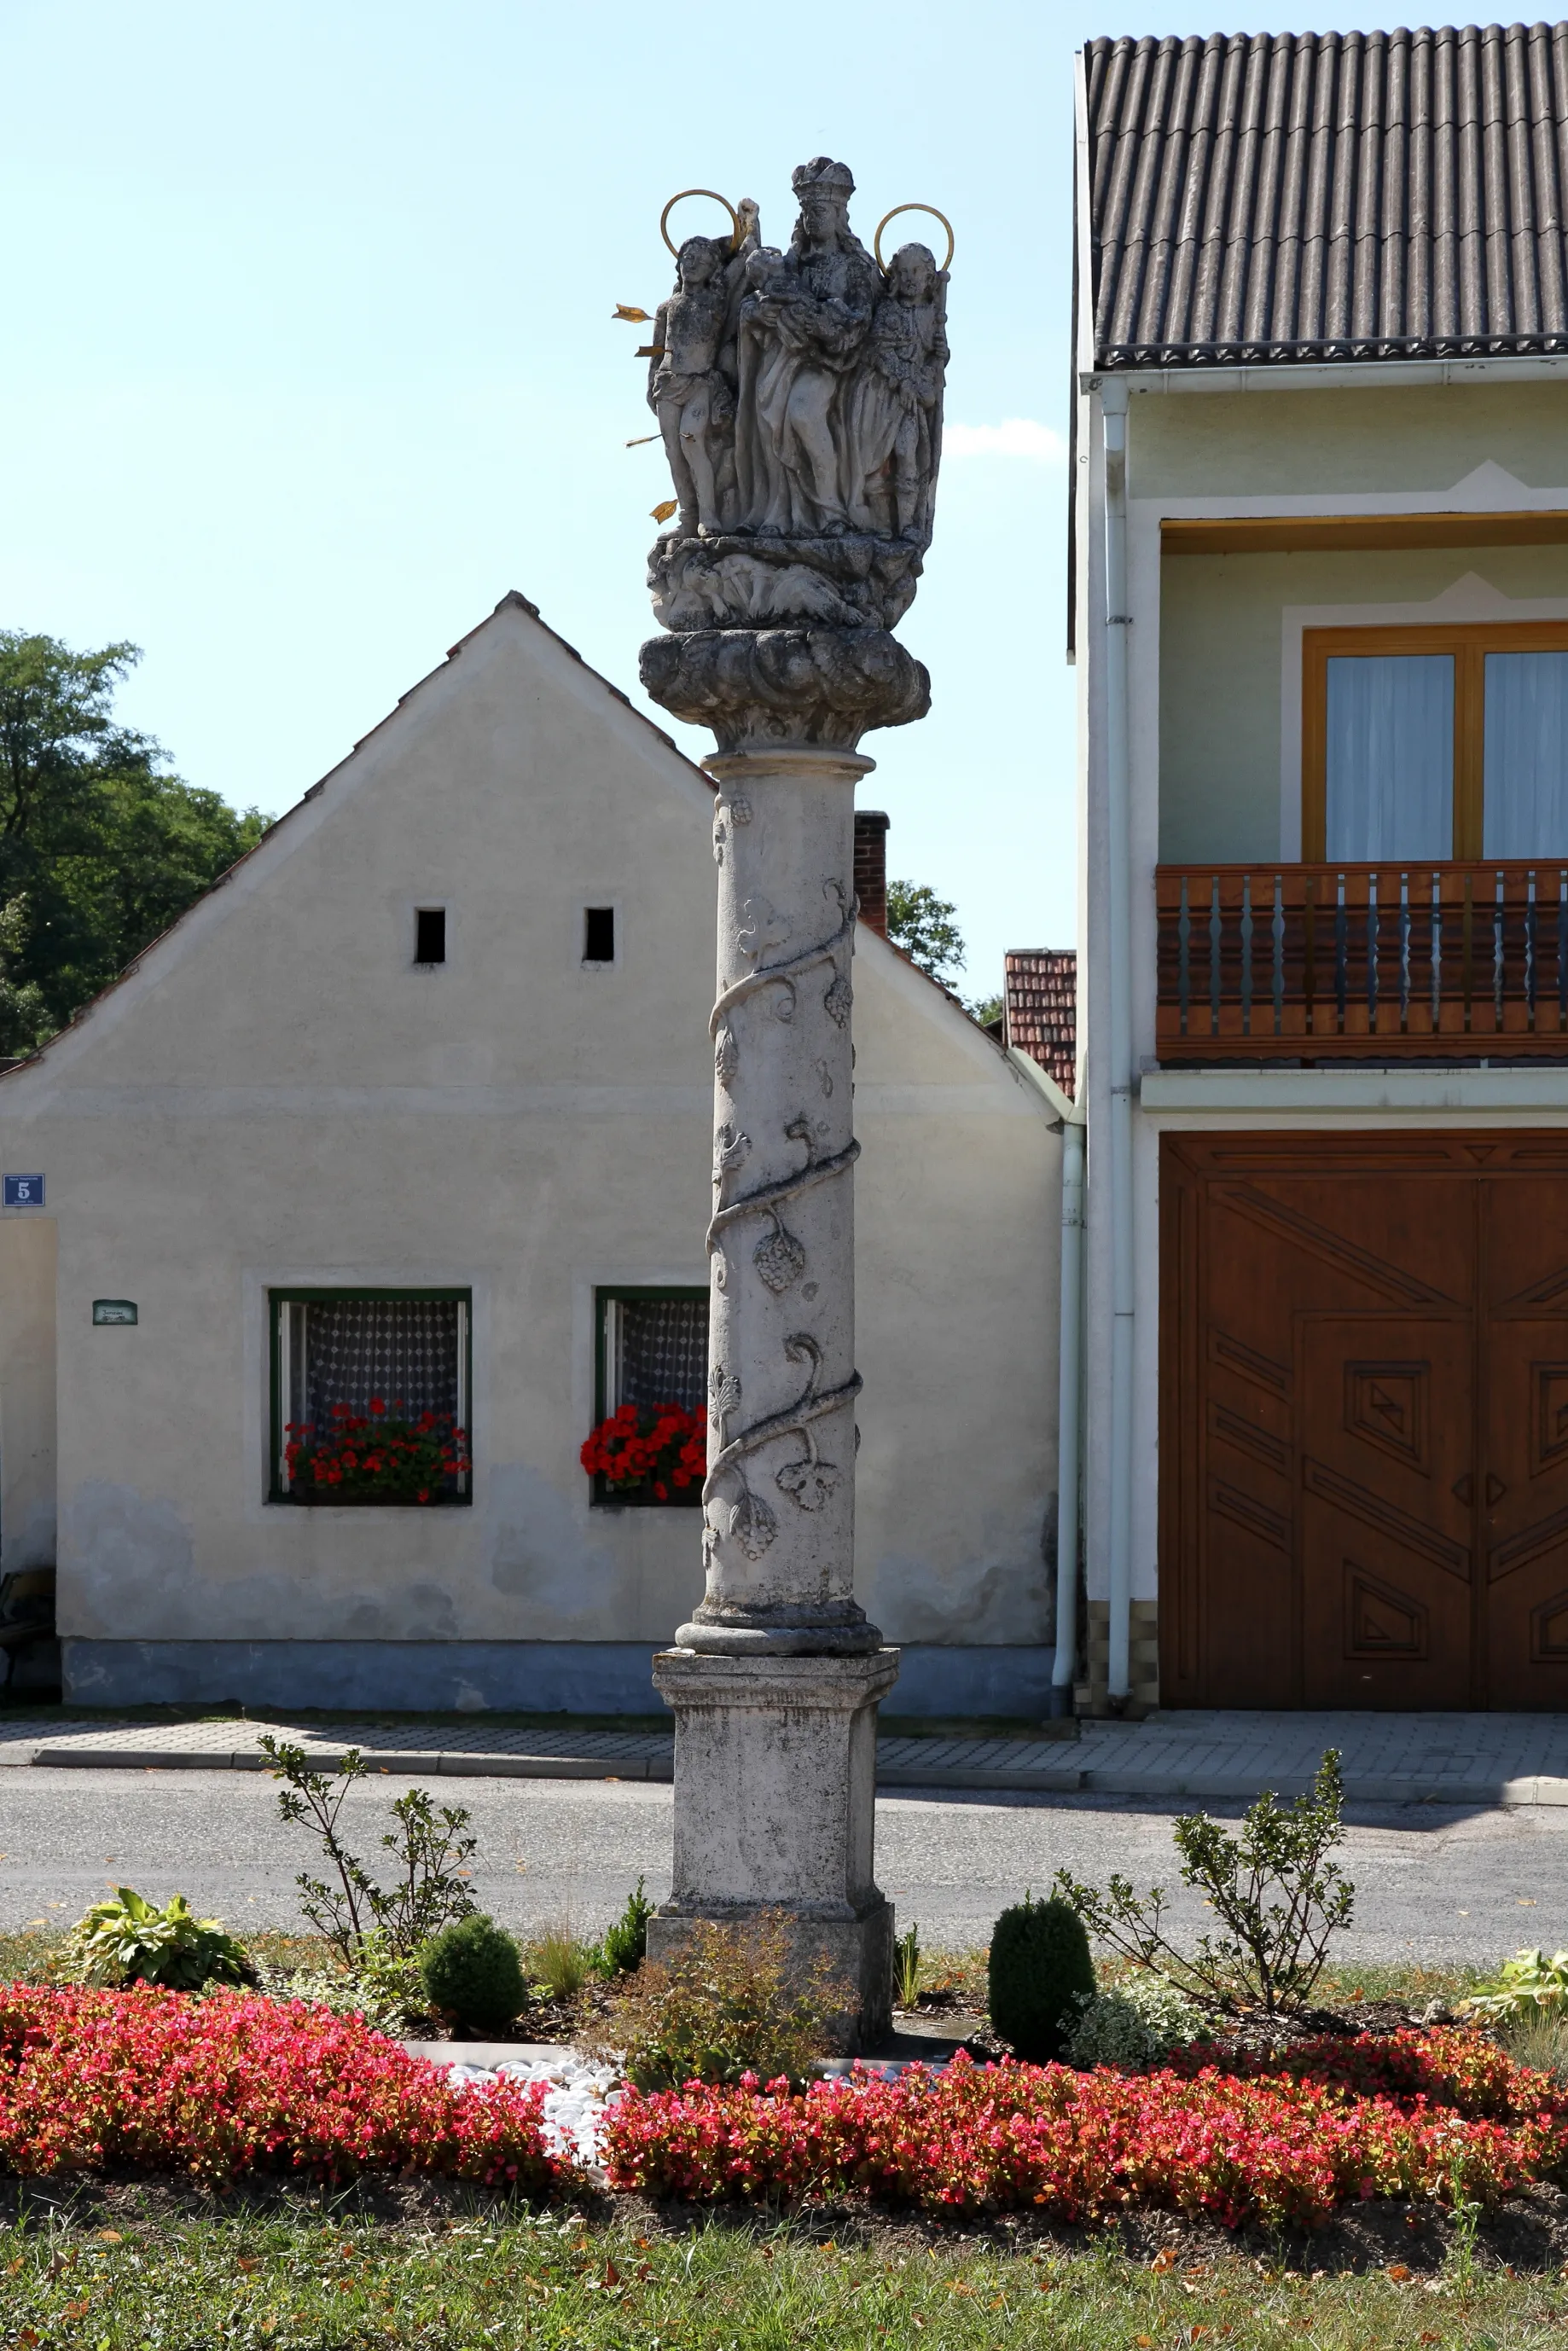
[650,1645,900,2049]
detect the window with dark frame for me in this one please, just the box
[415,908,447,965]
[583,907,616,964]
[592,1287,707,1507]
[1304,621,1568,862]
[270,1289,471,1504]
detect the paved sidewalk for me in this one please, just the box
[8,1705,1568,1802]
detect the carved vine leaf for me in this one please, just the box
[753,1220,807,1294]
[730,1488,778,1560]
[708,1366,742,1428]
[714,1122,752,1176]
[715,1025,740,1086]
[735,896,791,961]
[729,794,752,825]
[776,1454,842,1512]
[824,973,852,1028]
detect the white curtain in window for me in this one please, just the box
[1484,650,1568,857]
[613,1297,708,1413]
[1325,653,1454,860]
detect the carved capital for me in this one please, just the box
[639,625,931,753]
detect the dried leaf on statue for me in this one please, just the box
[651,499,678,523]
[613,305,653,322]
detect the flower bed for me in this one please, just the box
[0,1987,564,2188]
[600,2042,1568,2226]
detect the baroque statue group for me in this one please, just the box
[642,158,950,653]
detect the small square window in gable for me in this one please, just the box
[583,907,616,965]
[415,908,447,966]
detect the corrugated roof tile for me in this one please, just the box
[1083,21,1568,366]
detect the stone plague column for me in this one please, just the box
[636,157,949,2043]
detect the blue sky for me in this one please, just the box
[2,3,1117,990]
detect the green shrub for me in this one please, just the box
[1063,1970,1207,2068]
[60,1887,253,1992]
[418,1914,526,2035]
[1053,1749,1354,2017]
[987,1893,1095,2063]
[591,1878,655,1978]
[590,1911,842,2091]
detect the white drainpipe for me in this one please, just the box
[1050,1111,1085,1713]
[1006,1048,1086,1715]
[1101,377,1135,1705]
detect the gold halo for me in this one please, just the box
[873,202,955,276]
[660,188,740,258]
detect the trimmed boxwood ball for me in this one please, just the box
[987,1892,1095,2063]
[419,1914,526,2035]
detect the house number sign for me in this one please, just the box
[2,1176,44,1207]
[92,1300,138,1326]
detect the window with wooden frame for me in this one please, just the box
[270,1289,471,1505]
[589,1287,707,1507]
[1303,622,1568,862]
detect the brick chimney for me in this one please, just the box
[854,810,890,937]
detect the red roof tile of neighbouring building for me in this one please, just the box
[1004,949,1077,1097]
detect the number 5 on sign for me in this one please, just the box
[3,1176,44,1208]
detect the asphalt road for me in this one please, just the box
[3,1769,1568,1965]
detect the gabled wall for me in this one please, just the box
[0,596,1061,1715]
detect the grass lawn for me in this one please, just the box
[1,2201,1565,2348]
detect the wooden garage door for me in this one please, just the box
[1161,1133,1568,1710]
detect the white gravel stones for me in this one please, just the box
[447,2052,624,2166]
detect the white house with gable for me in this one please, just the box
[0,590,1067,1715]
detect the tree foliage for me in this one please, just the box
[885,878,966,987]
[0,631,265,1054]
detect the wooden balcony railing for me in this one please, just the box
[1156,862,1568,1061]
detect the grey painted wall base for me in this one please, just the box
[62,1639,1058,1719]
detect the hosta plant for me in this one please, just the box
[58,1888,253,1991]
[1466,1947,1568,2020]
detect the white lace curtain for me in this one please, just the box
[290,1298,462,1432]
[1325,653,1454,861]
[1484,649,1568,857]
[612,1296,708,1414]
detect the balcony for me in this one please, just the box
[1155,862,1568,1064]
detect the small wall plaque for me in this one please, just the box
[92,1299,137,1326]
[2,1176,44,1208]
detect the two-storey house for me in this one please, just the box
[1072,22,1568,1713]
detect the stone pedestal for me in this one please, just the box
[648,1646,899,2048]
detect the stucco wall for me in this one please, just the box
[0,1217,56,1572]
[0,599,1060,1706]
[1132,380,1568,501]
[1159,542,1568,862]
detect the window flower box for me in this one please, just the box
[284,1400,471,1506]
[581,1402,705,1506]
